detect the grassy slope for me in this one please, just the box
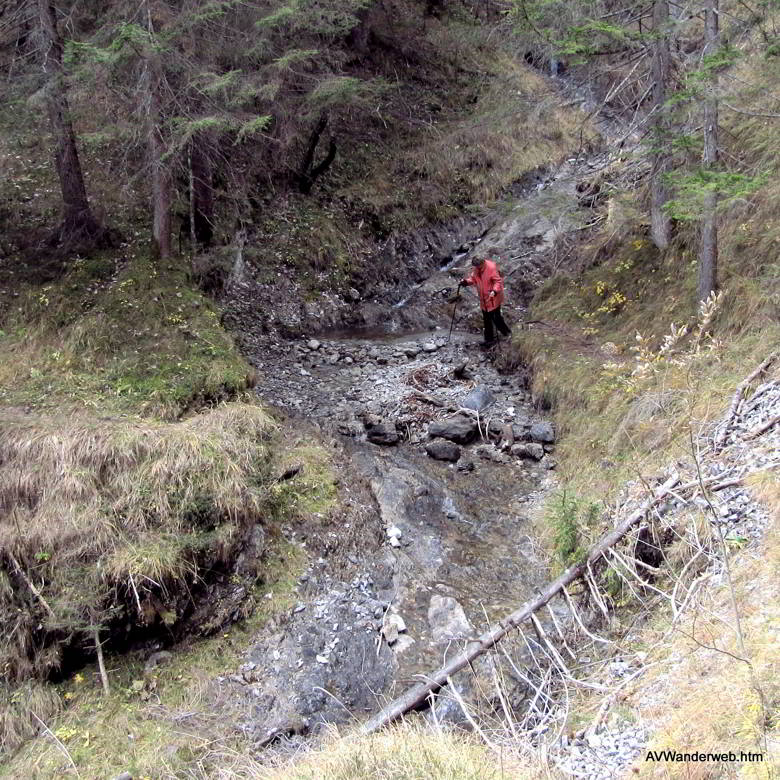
[501,19,780,777]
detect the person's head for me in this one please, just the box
[471,256,485,268]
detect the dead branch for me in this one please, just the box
[411,391,448,408]
[8,553,56,620]
[722,102,780,118]
[93,625,110,696]
[714,352,778,451]
[743,413,780,440]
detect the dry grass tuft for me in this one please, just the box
[633,513,780,778]
[0,403,275,689]
[0,682,62,757]
[250,720,532,780]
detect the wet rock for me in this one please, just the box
[511,442,545,460]
[428,595,474,643]
[422,341,438,353]
[530,421,555,443]
[461,384,496,412]
[428,415,478,445]
[426,440,462,462]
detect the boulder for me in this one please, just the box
[428,595,474,643]
[366,422,400,446]
[422,341,438,353]
[511,442,545,460]
[426,440,461,462]
[461,384,495,413]
[530,421,555,443]
[428,415,478,445]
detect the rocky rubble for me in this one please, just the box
[248,329,557,472]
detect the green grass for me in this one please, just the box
[0,252,252,419]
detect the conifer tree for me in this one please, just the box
[650,0,672,250]
[699,0,719,300]
[36,0,108,250]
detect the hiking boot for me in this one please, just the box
[479,339,496,350]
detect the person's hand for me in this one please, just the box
[489,290,496,298]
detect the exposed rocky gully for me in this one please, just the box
[209,94,640,752]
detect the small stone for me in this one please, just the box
[422,342,438,353]
[511,442,545,460]
[307,339,321,350]
[315,654,329,664]
[530,421,555,443]
[426,440,462,462]
[387,525,402,539]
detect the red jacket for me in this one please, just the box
[463,259,504,312]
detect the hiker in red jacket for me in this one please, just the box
[461,256,512,347]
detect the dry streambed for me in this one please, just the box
[227,325,563,747]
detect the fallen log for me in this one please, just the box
[744,413,780,441]
[359,473,681,735]
[714,352,777,452]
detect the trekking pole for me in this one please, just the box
[447,283,462,343]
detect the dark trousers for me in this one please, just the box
[482,307,511,343]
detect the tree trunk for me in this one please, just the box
[144,3,172,260]
[650,0,672,250]
[37,0,102,247]
[699,0,719,301]
[190,136,214,247]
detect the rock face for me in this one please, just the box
[461,384,496,413]
[530,421,556,443]
[428,415,478,445]
[426,440,462,462]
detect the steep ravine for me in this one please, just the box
[218,125,637,747]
